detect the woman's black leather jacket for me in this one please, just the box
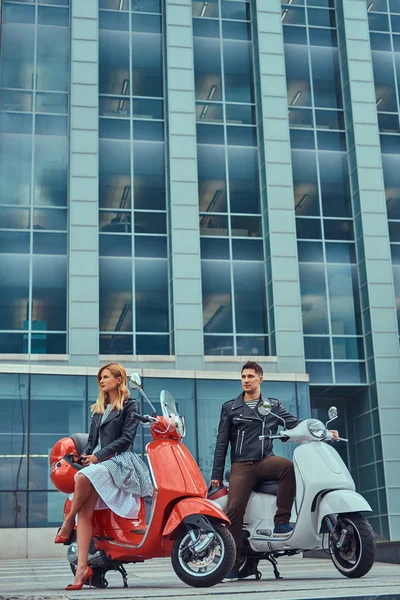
[82,397,139,462]
[211,393,300,481]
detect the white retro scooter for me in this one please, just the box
[208,403,376,580]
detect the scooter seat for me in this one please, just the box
[71,433,89,456]
[224,469,279,495]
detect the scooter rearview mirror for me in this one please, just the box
[326,405,338,427]
[256,399,272,418]
[129,372,142,389]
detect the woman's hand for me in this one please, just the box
[329,429,339,441]
[82,454,99,466]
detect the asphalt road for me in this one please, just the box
[0,555,399,600]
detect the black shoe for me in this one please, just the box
[273,523,293,536]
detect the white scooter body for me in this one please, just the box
[213,420,371,554]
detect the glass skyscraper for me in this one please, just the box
[0,0,400,555]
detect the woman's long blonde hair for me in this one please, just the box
[91,363,130,414]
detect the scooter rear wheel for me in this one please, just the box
[329,512,376,578]
[171,521,236,587]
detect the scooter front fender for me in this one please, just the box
[318,489,372,532]
[163,497,230,538]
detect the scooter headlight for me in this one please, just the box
[307,419,327,439]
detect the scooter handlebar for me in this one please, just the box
[133,412,158,424]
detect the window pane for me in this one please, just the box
[135,259,169,333]
[30,375,86,490]
[0,207,30,229]
[201,238,230,259]
[202,261,233,334]
[29,491,68,527]
[296,218,322,239]
[226,104,255,125]
[196,102,223,123]
[234,262,267,334]
[315,110,345,130]
[198,145,227,213]
[99,210,132,233]
[335,362,367,384]
[0,134,32,206]
[100,334,133,354]
[32,255,67,331]
[372,51,398,112]
[134,236,167,258]
[194,37,222,101]
[33,208,68,231]
[0,255,29,330]
[0,374,28,491]
[134,211,166,234]
[223,40,254,103]
[299,263,330,334]
[136,334,169,355]
[99,139,131,209]
[0,332,26,353]
[131,29,163,97]
[100,257,133,332]
[0,492,27,528]
[327,265,362,335]
[333,337,365,360]
[292,150,320,216]
[311,46,342,109]
[325,242,356,263]
[285,44,312,107]
[228,147,260,214]
[192,0,219,17]
[304,336,331,359]
[232,239,263,260]
[36,92,68,114]
[236,336,269,356]
[99,30,129,95]
[133,141,166,210]
[221,1,250,20]
[319,152,351,217]
[37,26,69,92]
[231,216,261,237]
[306,361,333,383]
[0,23,35,89]
[99,234,132,257]
[289,107,313,128]
[0,90,33,113]
[200,214,229,236]
[34,137,68,207]
[297,241,324,262]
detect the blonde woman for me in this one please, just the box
[56,363,152,590]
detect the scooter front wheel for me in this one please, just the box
[329,512,376,578]
[171,521,236,587]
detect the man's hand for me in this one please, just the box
[329,430,339,441]
[210,479,222,488]
[82,454,99,466]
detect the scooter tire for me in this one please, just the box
[330,512,376,578]
[171,521,236,588]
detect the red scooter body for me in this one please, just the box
[52,392,235,588]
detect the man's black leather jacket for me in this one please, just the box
[82,397,139,462]
[211,393,300,481]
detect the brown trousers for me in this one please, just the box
[226,456,296,562]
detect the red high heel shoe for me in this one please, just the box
[65,566,93,591]
[54,526,72,544]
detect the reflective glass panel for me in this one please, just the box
[285,45,312,107]
[292,150,320,216]
[34,137,68,206]
[135,259,169,332]
[204,335,234,355]
[0,23,35,90]
[200,214,229,236]
[133,141,166,210]
[0,90,33,113]
[319,152,351,217]
[228,147,260,214]
[223,40,254,103]
[372,52,398,112]
[221,1,250,20]
[201,237,230,259]
[327,265,361,335]
[198,145,227,213]
[131,29,163,97]
[311,46,342,109]
[196,103,223,123]
[99,30,129,95]
[299,263,330,334]
[32,255,67,331]
[0,255,29,330]
[37,26,69,92]
[0,207,30,229]
[99,258,133,332]
[192,0,219,18]
[304,336,331,359]
[0,373,28,491]
[333,337,365,360]
[0,492,27,528]
[202,261,233,334]
[335,362,367,384]
[99,140,131,209]
[194,37,222,101]
[233,262,267,334]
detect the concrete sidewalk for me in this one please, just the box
[0,555,399,600]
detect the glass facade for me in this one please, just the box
[283,0,366,385]
[193,0,268,357]
[98,0,170,356]
[0,0,400,542]
[0,371,308,527]
[0,0,69,355]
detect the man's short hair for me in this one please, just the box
[241,361,263,377]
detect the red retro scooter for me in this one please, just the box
[49,373,235,589]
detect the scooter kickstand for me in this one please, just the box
[116,564,129,588]
[266,555,282,580]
